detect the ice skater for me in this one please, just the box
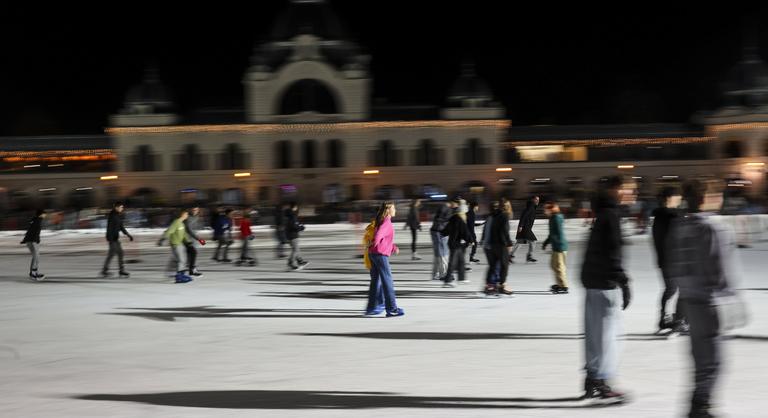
[511,195,539,263]
[542,201,569,294]
[21,209,46,281]
[101,202,133,278]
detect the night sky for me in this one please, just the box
[2,2,767,136]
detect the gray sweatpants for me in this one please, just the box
[103,241,124,272]
[511,240,535,258]
[430,231,448,279]
[584,288,623,380]
[685,302,721,406]
[27,242,40,271]
[288,238,302,267]
[167,245,187,273]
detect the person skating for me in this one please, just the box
[651,186,686,333]
[405,199,422,260]
[429,201,452,280]
[101,202,133,278]
[511,196,540,263]
[486,200,514,295]
[212,208,234,262]
[236,207,257,266]
[481,201,500,294]
[184,206,206,277]
[668,179,747,418]
[580,176,633,401]
[467,201,481,263]
[274,203,288,258]
[285,202,308,270]
[441,199,471,287]
[21,209,46,281]
[364,201,404,317]
[158,209,193,283]
[542,202,569,294]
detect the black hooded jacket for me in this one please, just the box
[580,194,629,289]
[515,200,538,241]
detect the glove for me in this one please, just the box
[621,284,631,310]
[198,239,206,246]
[128,235,134,242]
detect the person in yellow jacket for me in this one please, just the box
[158,209,193,283]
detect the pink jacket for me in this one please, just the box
[369,216,398,256]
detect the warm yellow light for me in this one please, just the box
[495,167,512,172]
[617,165,635,169]
[745,162,765,167]
[234,172,252,177]
[363,170,380,175]
[100,175,118,180]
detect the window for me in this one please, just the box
[302,140,317,168]
[131,145,157,171]
[724,140,743,159]
[327,139,344,168]
[414,139,441,165]
[275,141,292,169]
[279,79,338,115]
[220,143,247,170]
[178,144,204,171]
[369,140,399,166]
[460,138,488,165]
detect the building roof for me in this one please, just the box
[0,136,112,152]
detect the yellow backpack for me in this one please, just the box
[362,219,377,270]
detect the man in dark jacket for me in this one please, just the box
[580,176,633,400]
[486,200,514,295]
[405,199,422,260]
[430,201,452,280]
[102,202,133,277]
[274,203,288,258]
[651,186,684,332]
[22,209,46,281]
[511,196,540,263]
[183,206,206,276]
[285,202,308,270]
[440,199,471,286]
[467,201,481,263]
[212,209,233,262]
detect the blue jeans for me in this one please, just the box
[367,253,398,313]
[584,288,623,380]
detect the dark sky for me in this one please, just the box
[2,2,767,135]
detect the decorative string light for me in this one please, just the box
[502,137,715,148]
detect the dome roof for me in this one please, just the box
[722,47,768,107]
[124,67,175,112]
[269,0,347,41]
[448,62,493,103]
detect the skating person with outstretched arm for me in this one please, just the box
[101,202,133,278]
[511,195,540,263]
[285,202,308,270]
[158,209,193,283]
[542,201,569,294]
[21,209,46,281]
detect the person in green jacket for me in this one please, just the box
[542,202,569,294]
[158,209,193,283]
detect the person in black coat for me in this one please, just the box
[511,196,540,263]
[405,199,422,260]
[467,201,481,263]
[580,176,633,400]
[274,203,288,258]
[486,200,514,294]
[651,186,685,331]
[102,202,133,277]
[440,199,471,286]
[285,202,308,270]
[21,209,46,280]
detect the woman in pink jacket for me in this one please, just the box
[365,201,405,317]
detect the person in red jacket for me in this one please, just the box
[237,208,257,266]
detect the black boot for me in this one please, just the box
[688,401,715,418]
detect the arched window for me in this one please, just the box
[461,138,487,165]
[132,145,157,171]
[327,139,344,168]
[178,144,204,171]
[220,143,247,170]
[370,140,399,166]
[415,139,439,166]
[279,79,338,114]
[275,141,292,169]
[302,140,317,169]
